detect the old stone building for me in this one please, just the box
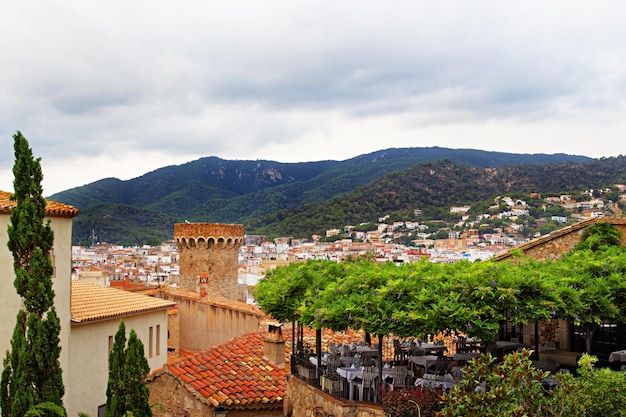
[174,222,244,299]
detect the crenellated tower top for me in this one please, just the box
[174,223,243,299]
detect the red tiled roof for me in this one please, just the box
[166,332,287,409]
[162,285,263,316]
[0,190,79,217]
[165,326,367,409]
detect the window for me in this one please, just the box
[156,325,161,356]
[108,335,113,352]
[149,326,153,358]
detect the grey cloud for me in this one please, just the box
[2,1,626,194]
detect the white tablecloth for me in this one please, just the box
[409,355,439,369]
[309,356,328,367]
[415,374,456,390]
[453,352,481,361]
[609,350,626,362]
[336,366,394,381]
[495,341,523,351]
[337,366,362,381]
[411,343,448,355]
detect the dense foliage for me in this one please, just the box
[105,321,152,417]
[255,223,626,351]
[381,350,626,417]
[47,147,610,245]
[250,158,626,238]
[438,349,577,417]
[437,350,626,417]
[1,132,66,417]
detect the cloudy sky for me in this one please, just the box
[1,2,626,195]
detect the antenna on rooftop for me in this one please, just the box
[90,227,97,247]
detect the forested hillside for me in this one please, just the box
[248,157,626,239]
[48,147,599,246]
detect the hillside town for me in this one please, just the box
[73,186,626,295]
[3,175,626,416]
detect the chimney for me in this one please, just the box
[263,322,285,368]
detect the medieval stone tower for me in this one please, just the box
[174,223,244,300]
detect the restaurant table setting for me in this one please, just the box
[494,340,523,354]
[453,352,482,362]
[309,354,329,367]
[336,364,395,401]
[609,349,626,363]
[414,373,456,391]
[410,342,448,355]
[409,354,440,370]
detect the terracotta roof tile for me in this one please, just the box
[166,326,366,409]
[162,285,262,316]
[71,280,176,324]
[0,190,79,217]
[167,332,286,409]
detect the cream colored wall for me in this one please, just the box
[67,310,170,417]
[161,294,262,352]
[0,214,73,397]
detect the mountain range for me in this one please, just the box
[48,147,626,246]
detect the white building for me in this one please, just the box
[0,190,175,417]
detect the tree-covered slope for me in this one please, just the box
[48,147,594,245]
[247,156,626,239]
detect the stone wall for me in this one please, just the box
[287,376,385,417]
[495,218,626,262]
[174,223,244,299]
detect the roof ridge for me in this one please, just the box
[0,190,79,217]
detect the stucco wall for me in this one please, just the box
[160,294,261,351]
[67,310,170,417]
[0,214,73,404]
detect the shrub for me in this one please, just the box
[575,354,626,417]
[437,349,580,417]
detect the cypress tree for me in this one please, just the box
[105,322,152,417]
[1,132,65,417]
[105,321,126,417]
[124,331,151,417]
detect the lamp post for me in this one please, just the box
[214,402,227,417]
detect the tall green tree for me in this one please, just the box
[105,321,152,417]
[1,132,65,417]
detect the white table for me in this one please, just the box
[415,374,456,390]
[354,346,378,354]
[495,341,523,353]
[336,366,394,381]
[309,355,328,367]
[411,343,448,355]
[336,366,394,401]
[453,352,481,362]
[609,350,626,363]
[337,366,363,382]
[409,355,439,371]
